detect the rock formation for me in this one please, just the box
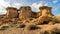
[0,6,60,25]
[19,6,37,23]
[6,7,18,18]
[30,6,54,25]
[38,6,54,17]
[0,6,60,34]
[19,6,33,23]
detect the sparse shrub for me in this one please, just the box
[41,31,50,34]
[51,31,60,34]
[0,16,3,19]
[10,22,17,27]
[51,29,60,34]
[0,26,9,31]
[26,24,40,30]
[18,23,25,28]
[9,20,13,22]
[42,21,48,24]
[54,32,60,34]
[29,18,33,21]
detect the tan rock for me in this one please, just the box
[31,16,53,25]
[37,11,42,18]
[52,16,60,23]
[33,6,55,25]
[31,12,37,18]
[30,17,43,25]
[38,6,54,17]
[48,21,56,25]
[0,6,60,25]
[6,7,18,18]
[19,6,33,23]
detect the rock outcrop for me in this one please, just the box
[19,6,32,23]
[0,6,60,34]
[39,6,54,17]
[0,6,60,25]
[6,7,18,18]
[30,6,54,25]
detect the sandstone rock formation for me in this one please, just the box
[52,16,60,23]
[31,12,37,18]
[19,6,37,23]
[30,6,54,25]
[19,6,33,23]
[0,6,60,25]
[39,6,54,17]
[6,7,18,18]
[0,6,60,34]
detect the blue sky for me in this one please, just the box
[0,0,60,16]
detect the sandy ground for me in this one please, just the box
[0,23,60,34]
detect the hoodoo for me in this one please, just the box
[0,6,60,25]
[19,6,33,23]
[6,7,18,18]
[38,6,54,17]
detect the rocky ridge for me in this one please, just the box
[0,6,60,34]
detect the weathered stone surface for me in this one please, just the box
[31,12,37,18]
[6,7,18,18]
[37,11,42,18]
[19,6,32,19]
[38,6,54,17]
[19,6,33,23]
[48,21,56,25]
[52,16,60,23]
[33,6,54,24]
[0,6,60,25]
[0,6,60,34]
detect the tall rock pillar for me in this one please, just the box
[34,6,54,25]
[19,6,32,23]
[6,7,18,18]
[39,6,54,17]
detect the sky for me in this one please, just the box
[0,0,60,16]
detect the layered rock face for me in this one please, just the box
[31,6,54,25]
[52,16,60,23]
[19,6,33,23]
[6,7,18,18]
[0,6,60,34]
[0,6,60,25]
[31,12,37,18]
[38,6,54,17]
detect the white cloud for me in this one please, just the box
[53,0,58,4]
[45,3,48,6]
[0,0,23,15]
[31,3,43,12]
[31,3,43,9]
[12,3,23,9]
[31,3,48,12]
[0,0,10,8]
[0,0,10,15]
[0,10,7,15]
